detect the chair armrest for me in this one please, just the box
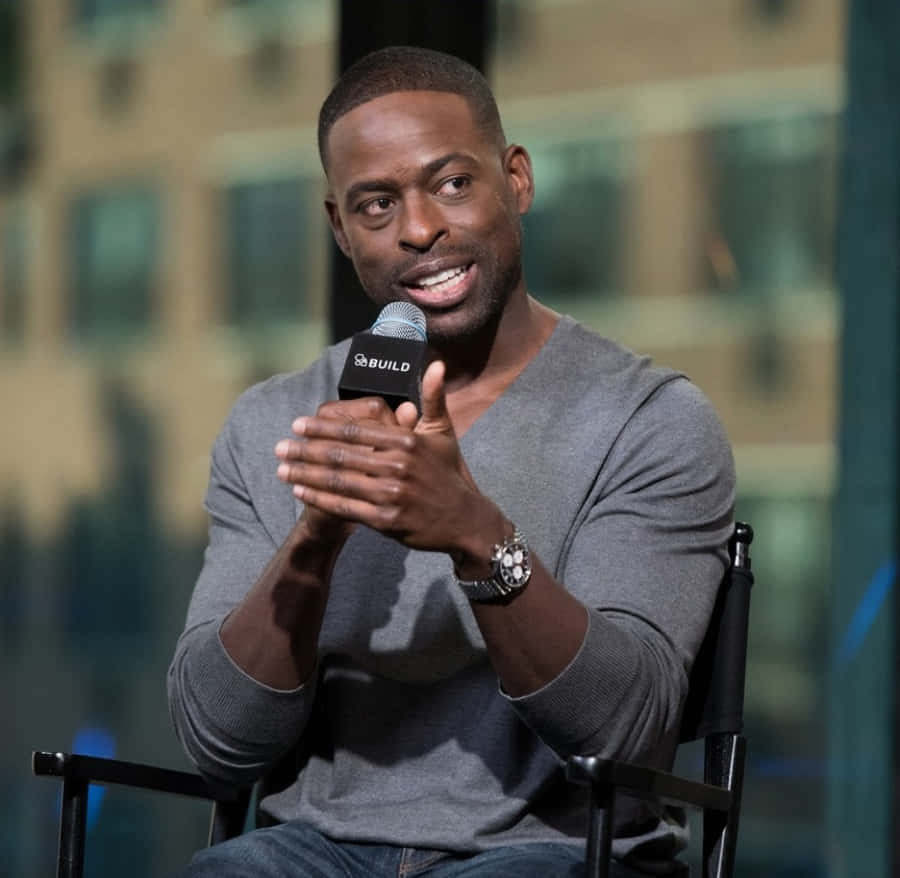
[566,754,732,814]
[32,750,243,803]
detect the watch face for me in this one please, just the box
[497,541,531,589]
[456,527,532,601]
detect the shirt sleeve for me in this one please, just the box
[166,410,319,787]
[504,377,736,763]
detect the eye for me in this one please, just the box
[437,176,470,197]
[359,196,394,218]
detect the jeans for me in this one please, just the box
[170,819,649,877]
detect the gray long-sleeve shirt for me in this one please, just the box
[167,316,735,868]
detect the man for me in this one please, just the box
[168,46,734,877]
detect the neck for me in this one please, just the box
[431,294,559,395]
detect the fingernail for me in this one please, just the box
[277,463,289,480]
[275,441,288,457]
[293,417,307,434]
[293,485,305,499]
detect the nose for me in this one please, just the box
[398,193,447,253]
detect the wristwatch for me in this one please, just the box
[454,526,533,602]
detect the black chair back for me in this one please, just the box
[680,521,754,742]
[569,520,755,878]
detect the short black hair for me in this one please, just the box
[318,46,505,172]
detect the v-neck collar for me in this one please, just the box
[456,314,575,444]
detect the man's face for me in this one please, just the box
[324,91,534,344]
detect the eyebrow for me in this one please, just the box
[343,152,476,210]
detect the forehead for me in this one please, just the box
[325,91,497,189]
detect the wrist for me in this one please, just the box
[284,517,352,581]
[449,510,513,580]
[293,513,354,554]
[454,523,533,603]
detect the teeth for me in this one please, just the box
[417,266,465,288]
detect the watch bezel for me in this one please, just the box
[455,527,532,602]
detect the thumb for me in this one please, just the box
[418,360,451,431]
[395,401,419,429]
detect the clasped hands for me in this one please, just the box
[275,360,502,559]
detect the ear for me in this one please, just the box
[503,144,535,216]
[324,194,352,258]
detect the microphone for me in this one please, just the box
[338,302,428,410]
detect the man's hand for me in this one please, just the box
[275,395,400,546]
[274,361,504,557]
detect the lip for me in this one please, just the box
[398,260,476,310]
[398,257,472,287]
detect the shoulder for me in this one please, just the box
[544,316,681,407]
[544,317,734,490]
[225,339,352,433]
[607,369,735,507]
[526,317,687,452]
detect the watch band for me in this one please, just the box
[455,526,532,602]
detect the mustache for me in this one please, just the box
[385,244,482,287]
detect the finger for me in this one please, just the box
[293,416,417,451]
[293,484,401,531]
[275,439,303,461]
[418,360,451,428]
[280,458,404,504]
[276,441,408,479]
[395,401,419,430]
[314,396,398,426]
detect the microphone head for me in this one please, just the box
[370,301,427,342]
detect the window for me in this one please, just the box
[74,0,161,26]
[708,110,836,294]
[522,137,627,302]
[69,184,160,340]
[58,379,159,655]
[215,0,334,44]
[750,0,798,25]
[224,177,312,328]
[736,490,831,869]
[1,201,26,340]
[72,0,163,47]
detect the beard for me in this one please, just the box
[359,225,525,347]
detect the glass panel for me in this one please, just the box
[72,0,164,48]
[74,0,161,25]
[69,184,159,340]
[523,138,627,302]
[736,492,831,871]
[708,111,836,294]
[215,0,335,44]
[224,176,312,328]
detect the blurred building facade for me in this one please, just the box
[0,1,844,875]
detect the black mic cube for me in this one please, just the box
[338,332,428,411]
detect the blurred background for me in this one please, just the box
[0,0,896,875]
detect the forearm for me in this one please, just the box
[454,511,686,762]
[220,516,346,690]
[505,606,688,761]
[463,547,590,698]
[168,516,346,784]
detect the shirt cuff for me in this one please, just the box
[182,620,317,748]
[501,608,642,756]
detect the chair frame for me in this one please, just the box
[34,523,753,878]
[31,750,251,878]
[566,521,754,878]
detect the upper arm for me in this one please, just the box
[563,377,735,685]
